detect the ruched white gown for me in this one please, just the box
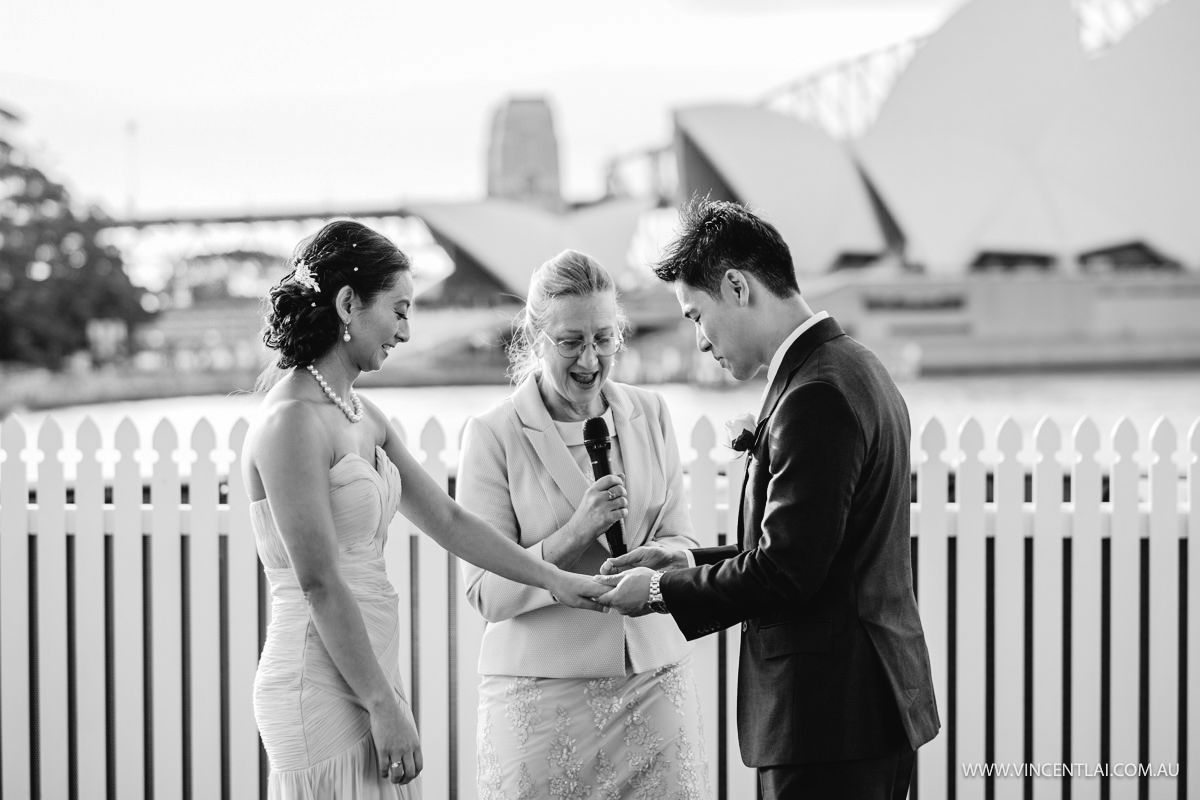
[251,446,418,799]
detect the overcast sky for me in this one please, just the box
[2,0,964,216]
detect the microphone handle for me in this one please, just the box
[605,521,627,558]
[586,442,627,557]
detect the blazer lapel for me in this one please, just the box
[512,376,591,512]
[607,384,651,550]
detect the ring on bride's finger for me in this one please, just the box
[391,761,404,771]
[608,490,616,500]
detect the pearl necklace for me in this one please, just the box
[306,364,364,423]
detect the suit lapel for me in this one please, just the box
[755,317,846,426]
[607,384,650,550]
[735,455,751,550]
[737,317,847,548]
[512,376,591,511]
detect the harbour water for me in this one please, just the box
[9,370,1199,480]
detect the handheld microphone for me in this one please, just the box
[582,417,627,557]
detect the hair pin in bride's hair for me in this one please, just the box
[293,260,321,294]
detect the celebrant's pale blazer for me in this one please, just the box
[457,375,697,678]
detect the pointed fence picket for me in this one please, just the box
[954,418,987,800]
[917,418,950,799]
[1147,420,1179,799]
[1070,418,1103,800]
[149,419,184,800]
[1110,420,1141,800]
[189,419,223,800]
[0,412,1195,800]
[112,418,146,800]
[1,415,31,800]
[1031,419,1063,800]
[993,419,1026,800]
[35,419,70,800]
[75,418,108,800]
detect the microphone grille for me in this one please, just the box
[582,417,609,442]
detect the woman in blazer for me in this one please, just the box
[457,250,711,799]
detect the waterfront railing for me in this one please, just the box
[1,414,1195,800]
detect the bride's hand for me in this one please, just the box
[372,696,422,785]
[548,570,610,612]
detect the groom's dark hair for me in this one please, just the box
[653,195,800,299]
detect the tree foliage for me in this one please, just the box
[0,110,152,368]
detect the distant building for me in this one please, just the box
[662,0,1200,373]
[134,297,264,372]
[674,0,1200,276]
[94,0,1200,380]
[487,97,564,212]
[409,196,657,310]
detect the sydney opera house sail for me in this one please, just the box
[678,0,1198,277]
[663,0,1200,372]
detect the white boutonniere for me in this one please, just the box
[724,412,757,454]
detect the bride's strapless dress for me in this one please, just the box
[251,446,418,799]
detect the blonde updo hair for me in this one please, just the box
[507,249,629,384]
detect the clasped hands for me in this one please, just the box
[561,544,688,616]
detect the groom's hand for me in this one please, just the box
[594,567,655,616]
[599,544,687,575]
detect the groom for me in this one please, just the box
[596,198,939,799]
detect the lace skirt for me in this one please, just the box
[476,657,712,800]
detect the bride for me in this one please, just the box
[242,219,608,798]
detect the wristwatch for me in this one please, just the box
[647,570,668,614]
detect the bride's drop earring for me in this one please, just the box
[343,323,352,343]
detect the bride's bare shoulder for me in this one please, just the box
[245,388,327,457]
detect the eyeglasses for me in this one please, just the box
[541,332,623,359]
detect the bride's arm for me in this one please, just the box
[368,400,606,611]
[253,401,420,783]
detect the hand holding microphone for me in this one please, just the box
[583,417,627,557]
[574,475,627,543]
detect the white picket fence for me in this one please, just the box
[0,412,1195,800]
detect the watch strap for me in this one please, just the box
[648,570,668,614]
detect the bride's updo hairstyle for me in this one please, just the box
[262,219,411,371]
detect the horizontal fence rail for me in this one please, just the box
[1,413,1196,800]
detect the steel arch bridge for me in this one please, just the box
[604,0,1171,200]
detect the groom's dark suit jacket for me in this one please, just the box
[661,317,939,767]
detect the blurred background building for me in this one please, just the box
[487,97,564,212]
[2,0,1198,414]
